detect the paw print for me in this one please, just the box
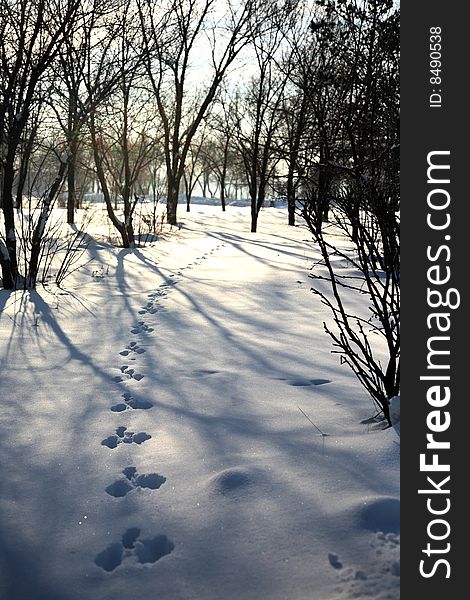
[95,528,174,571]
[110,392,153,412]
[105,467,166,497]
[101,427,151,449]
[113,365,144,382]
[119,341,146,356]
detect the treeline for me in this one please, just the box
[1,0,398,291]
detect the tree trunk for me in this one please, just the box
[252,184,267,233]
[184,173,191,212]
[251,188,261,233]
[220,148,228,212]
[67,146,77,224]
[15,155,28,210]
[220,180,226,211]
[166,170,180,225]
[384,355,398,415]
[286,92,308,227]
[66,130,80,224]
[167,192,178,224]
[90,115,132,248]
[286,159,296,226]
[1,154,18,287]
[15,128,37,210]
[122,219,135,249]
[202,172,207,198]
[66,93,79,224]
[0,241,13,290]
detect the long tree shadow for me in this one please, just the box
[23,289,121,384]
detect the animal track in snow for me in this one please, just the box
[111,392,153,412]
[325,500,400,599]
[95,528,174,572]
[94,542,123,572]
[134,534,174,565]
[101,426,151,449]
[329,531,400,600]
[190,369,219,377]
[281,378,331,387]
[105,466,166,497]
[119,341,146,357]
[149,286,171,296]
[328,553,343,570]
[130,321,154,335]
[139,286,173,314]
[138,305,158,315]
[113,366,145,382]
[148,281,176,298]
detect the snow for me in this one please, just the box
[0,204,399,600]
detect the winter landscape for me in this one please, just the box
[0,201,399,600]
[1,1,399,599]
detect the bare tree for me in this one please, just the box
[232,25,289,232]
[138,0,285,225]
[299,0,399,424]
[202,93,240,211]
[13,103,43,210]
[89,2,155,248]
[25,150,69,287]
[277,40,313,227]
[51,0,133,225]
[0,0,82,288]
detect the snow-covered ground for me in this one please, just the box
[0,204,399,600]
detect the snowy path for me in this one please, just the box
[0,207,399,600]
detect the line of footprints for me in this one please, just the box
[95,242,226,572]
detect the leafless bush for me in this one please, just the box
[134,195,165,246]
[15,194,92,289]
[303,173,399,427]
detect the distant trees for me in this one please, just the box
[204,111,234,212]
[182,128,206,212]
[89,2,156,248]
[53,0,122,225]
[278,85,308,227]
[200,133,233,211]
[1,0,303,289]
[138,0,291,226]
[231,22,289,233]
[0,0,82,288]
[0,0,132,287]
